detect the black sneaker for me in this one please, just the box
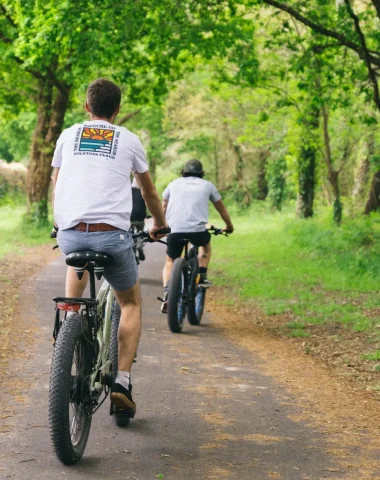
[198,274,212,287]
[138,247,145,261]
[111,383,136,415]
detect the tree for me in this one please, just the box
[0,0,257,224]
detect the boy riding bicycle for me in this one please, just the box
[160,159,234,313]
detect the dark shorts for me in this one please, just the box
[167,231,211,259]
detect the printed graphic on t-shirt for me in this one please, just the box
[79,128,114,154]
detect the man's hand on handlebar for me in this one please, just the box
[223,225,234,234]
[149,224,171,241]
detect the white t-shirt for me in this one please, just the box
[162,176,221,233]
[52,120,148,230]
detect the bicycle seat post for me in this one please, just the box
[88,264,96,300]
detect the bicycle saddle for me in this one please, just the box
[66,251,115,268]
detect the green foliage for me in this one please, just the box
[0,205,51,259]
[267,157,286,210]
[0,183,24,206]
[211,207,380,335]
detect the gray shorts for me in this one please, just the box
[57,229,138,292]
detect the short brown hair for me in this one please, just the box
[86,78,121,118]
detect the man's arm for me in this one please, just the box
[52,167,60,227]
[134,171,169,238]
[162,198,169,214]
[212,199,234,233]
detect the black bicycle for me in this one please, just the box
[48,227,169,465]
[166,226,228,333]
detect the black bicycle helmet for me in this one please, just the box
[182,159,204,177]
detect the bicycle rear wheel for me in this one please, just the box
[167,257,187,333]
[188,285,206,325]
[109,300,130,427]
[49,313,93,465]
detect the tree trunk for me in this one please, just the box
[321,105,342,224]
[364,170,380,214]
[27,82,70,225]
[233,143,251,207]
[297,144,316,218]
[256,150,268,200]
[353,135,373,199]
[297,104,319,218]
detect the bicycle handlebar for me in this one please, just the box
[132,227,171,243]
[208,225,230,236]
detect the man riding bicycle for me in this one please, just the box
[160,159,234,313]
[52,78,168,416]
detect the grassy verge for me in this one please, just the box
[0,205,51,259]
[211,205,380,344]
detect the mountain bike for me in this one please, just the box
[48,227,169,465]
[166,226,228,334]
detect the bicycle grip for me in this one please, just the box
[155,227,171,235]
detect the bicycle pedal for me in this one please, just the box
[113,406,135,419]
[157,296,165,302]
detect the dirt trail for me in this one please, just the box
[0,244,380,479]
[208,292,380,479]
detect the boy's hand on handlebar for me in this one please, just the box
[149,224,171,241]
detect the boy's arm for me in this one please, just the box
[162,198,169,214]
[135,171,169,238]
[212,200,234,233]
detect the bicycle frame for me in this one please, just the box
[91,280,114,394]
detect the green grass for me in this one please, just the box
[210,204,380,334]
[0,205,51,259]
[361,350,380,361]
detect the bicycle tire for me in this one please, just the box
[167,257,187,333]
[109,301,130,428]
[187,257,202,325]
[49,313,92,465]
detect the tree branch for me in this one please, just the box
[343,0,380,111]
[371,0,380,20]
[260,0,380,67]
[0,4,17,29]
[117,109,142,126]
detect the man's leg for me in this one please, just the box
[115,282,141,372]
[163,255,174,287]
[198,242,211,268]
[65,266,89,296]
[161,256,174,313]
[198,242,212,286]
[111,281,141,412]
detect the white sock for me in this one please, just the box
[115,370,130,390]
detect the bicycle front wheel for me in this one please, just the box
[49,313,93,465]
[167,257,187,333]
